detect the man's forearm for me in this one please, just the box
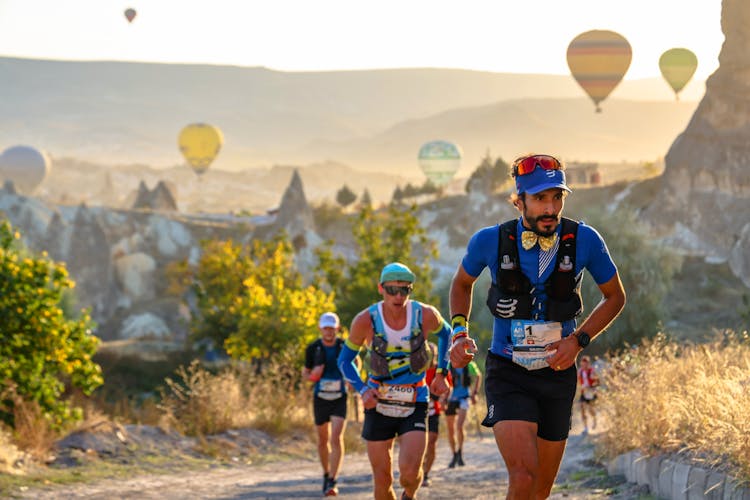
[449,281,474,318]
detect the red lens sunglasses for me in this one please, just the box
[515,155,562,176]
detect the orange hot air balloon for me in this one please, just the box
[659,48,698,100]
[124,8,136,23]
[567,30,632,112]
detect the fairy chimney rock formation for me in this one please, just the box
[132,180,178,211]
[646,0,750,287]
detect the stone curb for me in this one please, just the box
[608,451,750,499]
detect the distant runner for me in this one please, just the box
[338,262,450,500]
[445,359,481,468]
[422,340,452,487]
[577,355,599,434]
[303,312,348,496]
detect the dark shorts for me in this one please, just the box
[482,351,577,441]
[445,398,470,416]
[428,413,440,434]
[313,395,347,426]
[579,394,598,404]
[362,403,428,441]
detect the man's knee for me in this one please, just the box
[372,468,394,488]
[508,468,536,493]
[399,464,422,489]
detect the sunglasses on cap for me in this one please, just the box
[514,155,562,176]
[383,284,413,296]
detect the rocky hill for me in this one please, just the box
[643,0,750,288]
[0,56,701,178]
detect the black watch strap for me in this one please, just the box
[574,331,591,348]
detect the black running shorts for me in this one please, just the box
[444,398,470,416]
[427,413,440,434]
[481,351,577,441]
[362,403,428,441]
[313,395,347,426]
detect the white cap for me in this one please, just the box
[319,312,340,329]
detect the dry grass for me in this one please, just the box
[0,426,24,474]
[158,360,254,436]
[158,349,316,438]
[0,386,59,463]
[597,330,750,482]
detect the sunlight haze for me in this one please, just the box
[0,0,723,80]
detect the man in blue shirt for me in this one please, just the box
[445,360,482,468]
[303,312,348,496]
[448,154,626,499]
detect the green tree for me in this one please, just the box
[335,185,357,208]
[0,220,102,429]
[392,186,404,204]
[578,208,682,352]
[465,153,511,194]
[359,189,373,208]
[314,203,439,325]
[187,235,335,361]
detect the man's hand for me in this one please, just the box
[544,335,580,371]
[450,336,477,368]
[430,373,449,396]
[308,364,324,382]
[360,388,379,410]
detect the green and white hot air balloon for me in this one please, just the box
[417,140,462,186]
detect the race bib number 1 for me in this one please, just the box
[510,321,562,371]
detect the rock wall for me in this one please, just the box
[647,0,750,287]
[0,171,315,349]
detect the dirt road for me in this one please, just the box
[17,427,639,499]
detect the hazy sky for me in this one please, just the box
[0,0,723,80]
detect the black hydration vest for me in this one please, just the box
[449,365,472,389]
[486,217,583,322]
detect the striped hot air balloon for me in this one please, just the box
[659,48,698,100]
[417,140,462,186]
[566,30,632,113]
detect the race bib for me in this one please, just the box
[510,320,562,371]
[582,387,597,401]
[428,399,436,417]
[317,378,343,400]
[375,384,416,418]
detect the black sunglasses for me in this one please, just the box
[383,284,413,296]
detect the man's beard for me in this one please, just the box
[524,210,560,237]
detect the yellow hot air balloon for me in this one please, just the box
[567,30,632,112]
[659,48,698,100]
[417,140,462,186]
[178,123,224,175]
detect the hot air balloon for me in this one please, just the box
[567,30,632,112]
[124,8,136,23]
[417,140,462,186]
[0,145,51,195]
[659,48,698,100]
[178,123,224,176]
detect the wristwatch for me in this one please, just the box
[573,331,591,348]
